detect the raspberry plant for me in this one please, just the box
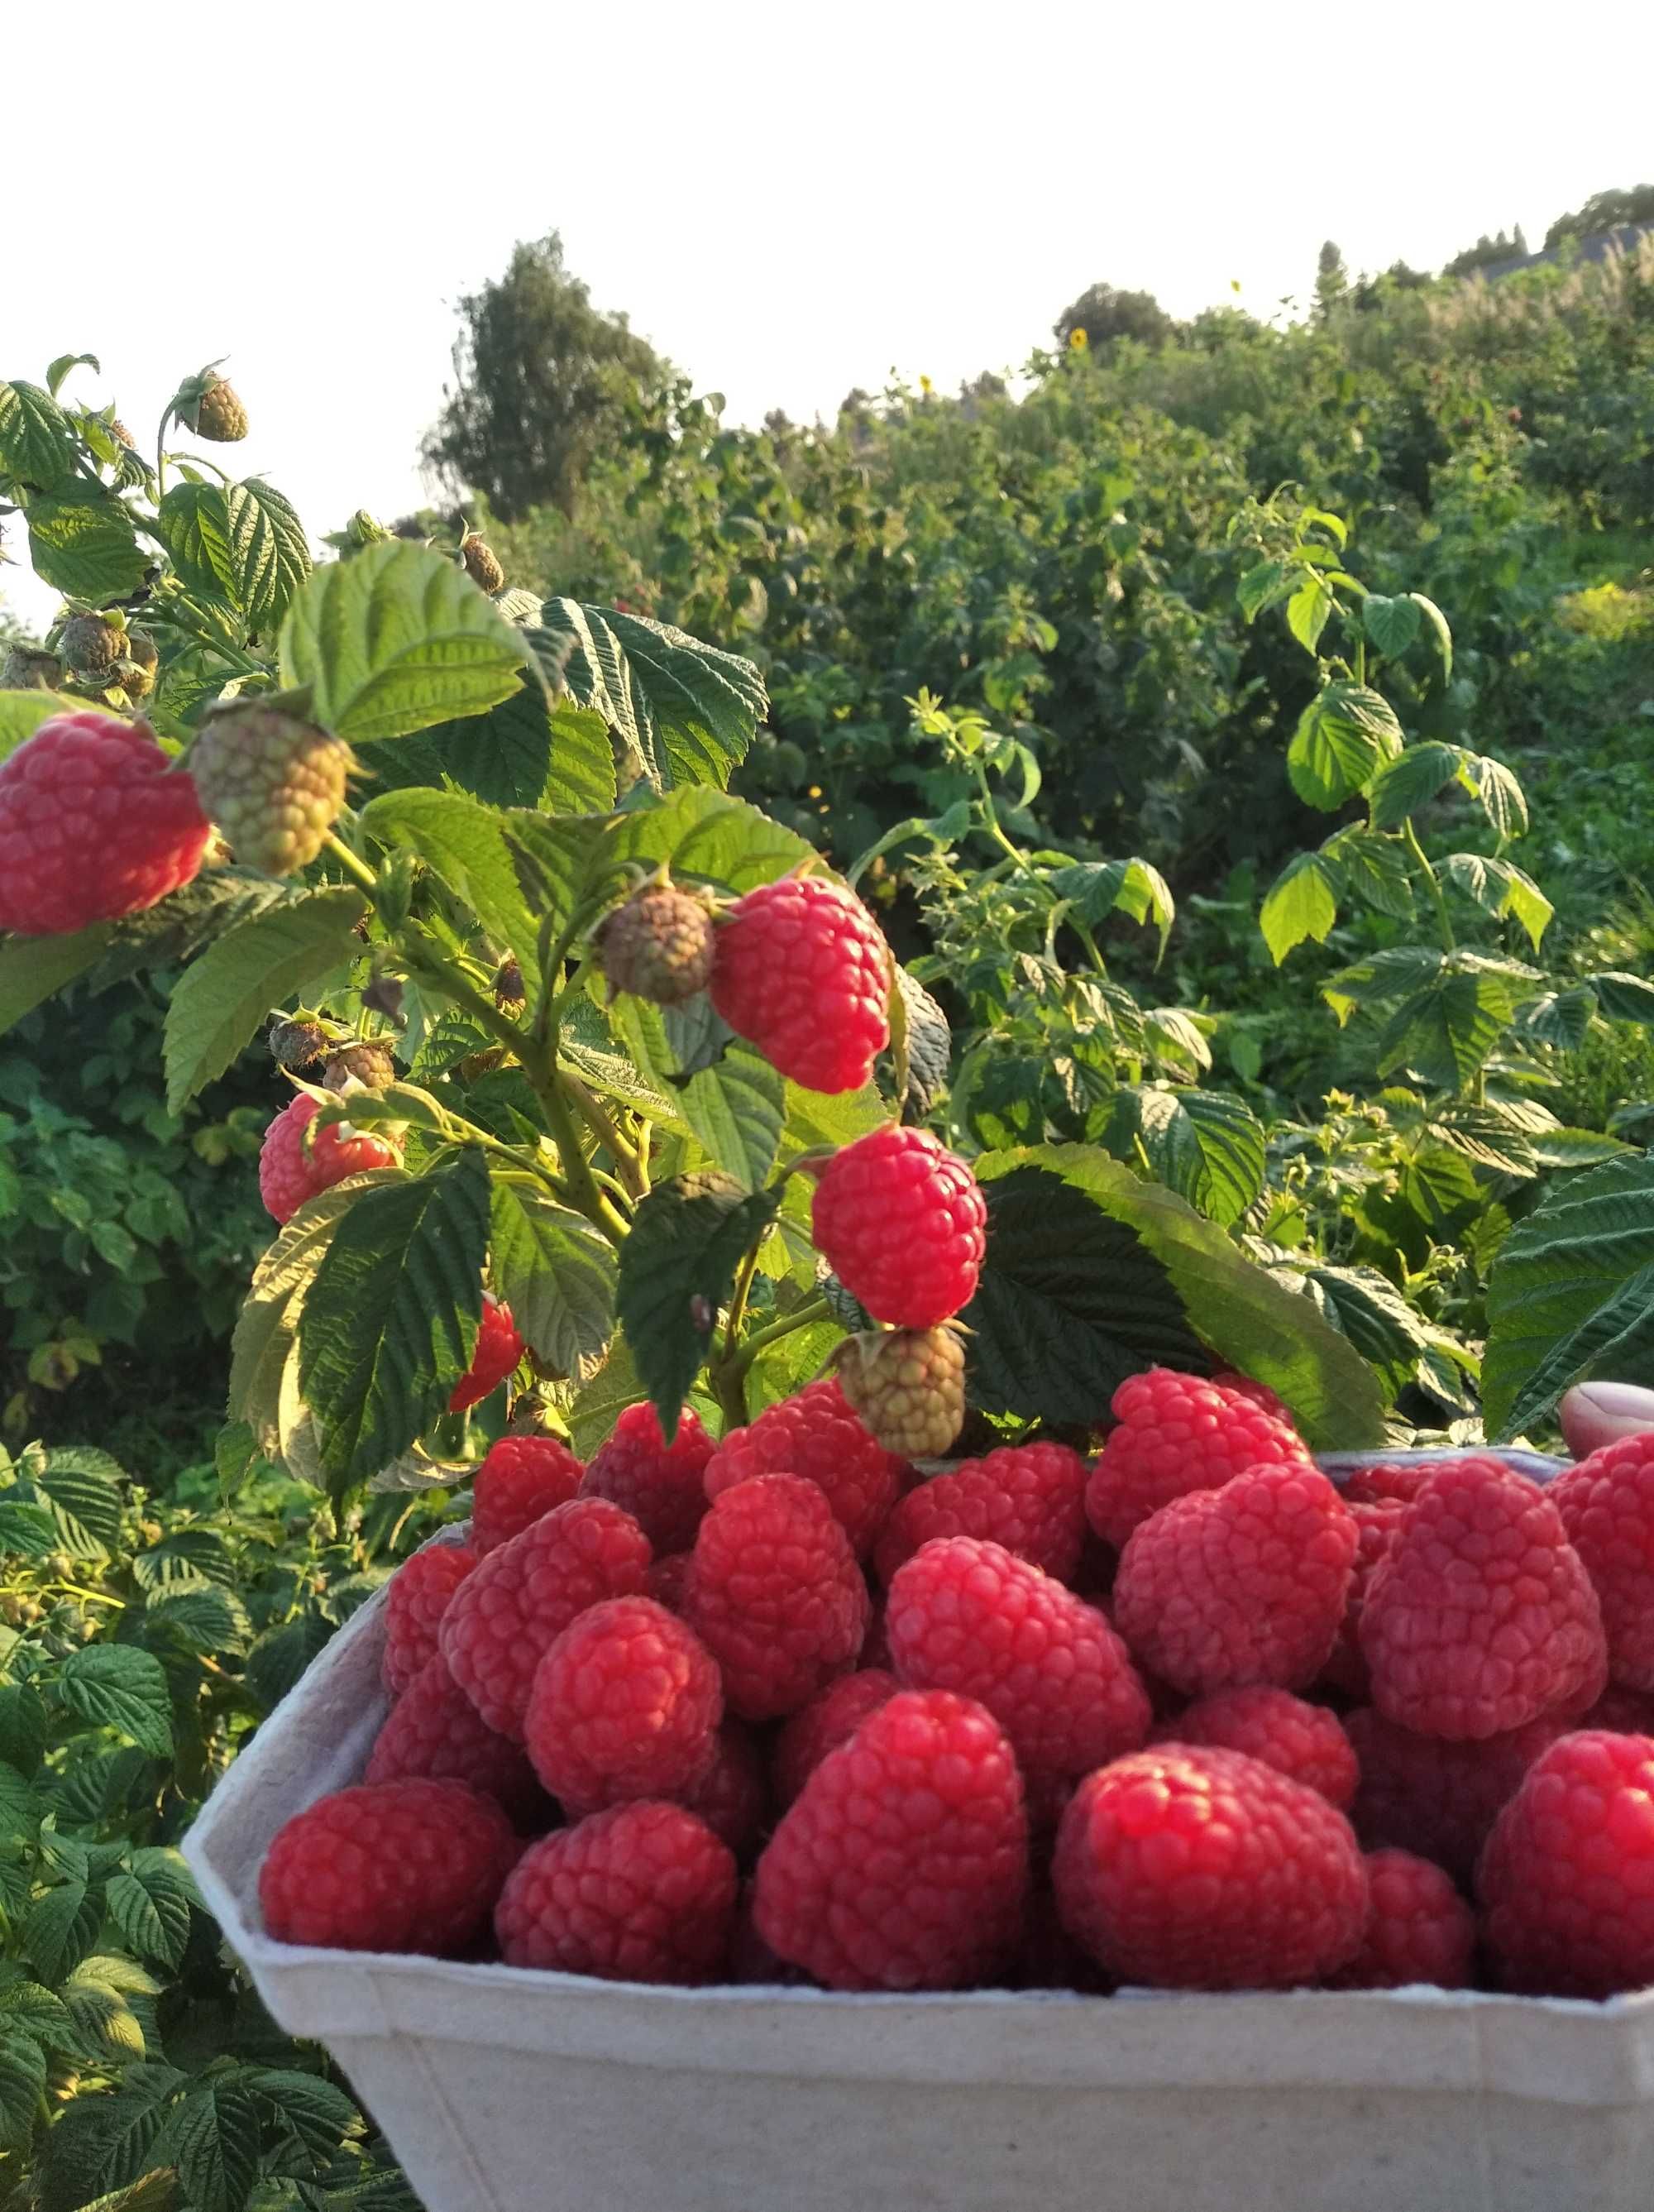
[0,353,1388,1515]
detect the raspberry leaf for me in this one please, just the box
[0,926,117,1038]
[1260,849,1341,965]
[297,1148,491,1494]
[0,379,79,487]
[279,541,528,744]
[161,887,368,1113]
[0,2025,46,2149]
[24,491,151,601]
[1106,1085,1267,1228]
[0,689,88,760]
[1287,683,1403,810]
[616,1174,780,1435]
[56,1648,173,1760]
[489,1179,617,1377]
[607,782,812,890]
[359,788,538,975]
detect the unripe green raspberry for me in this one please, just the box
[118,632,158,701]
[836,1324,968,1458]
[348,509,390,546]
[189,697,351,876]
[59,614,123,679]
[2,647,63,691]
[324,1041,396,1090]
[597,881,717,1006]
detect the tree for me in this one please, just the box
[1444,227,1526,280]
[1053,283,1176,354]
[1314,241,1349,319]
[1545,184,1654,251]
[422,232,667,520]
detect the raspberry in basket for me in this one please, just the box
[523,1596,723,1815]
[366,1652,546,1825]
[1085,1366,1312,1550]
[471,1434,583,1554]
[1326,1849,1475,1990]
[381,1541,477,1697]
[773,1669,899,1808]
[1551,1433,1654,1691]
[703,1377,906,1560]
[581,1400,715,1556]
[1153,1686,1357,1809]
[495,1802,738,1984]
[1345,1706,1572,1885]
[873,1439,1088,1586]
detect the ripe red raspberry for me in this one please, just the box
[646,1552,694,1614]
[709,873,890,1094]
[495,1803,738,1983]
[1319,1495,1407,1698]
[1154,1687,1358,1809]
[1326,1849,1475,1990]
[471,1434,583,1554]
[439,1499,652,1740]
[1551,1434,1654,1691]
[753,1688,1028,1989]
[257,1091,400,1225]
[0,711,211,936]
[449,1292,524,1411]
[1361,1457,1606,1739]
[704,1378,906,1560]
[1343,1458,1433,1506]
[581,1400,715,1555]
[1346,1706,1572,1883]
[1479,1729,1654,1997]
[366,1653,544,1824]
[1585,1684,1654,1733]
[887,1538,1150,1785]
[1053,1746,1368,1990]
[810,1127,987,1328]
[382,1541,477,1697]
[1086,1367,1312,1550]
[1208,1370,1288,1419]
[773,1669,899,1807]
[1113,1465,1358,1697]
[873,1440,1088,1586]
[679,1721,769,1856]
[260,1779,517,1955]
[686,1474,869,1720]
[523,1597,723,1814]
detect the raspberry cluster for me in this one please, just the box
[258,1372,1654,2003]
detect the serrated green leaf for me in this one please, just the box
[105,1852,195,1973]
[1113,1086,1265,1228]
[359,789,537,974]
[1441,854,1551,949]
[545,697,619,815]
[223,479,311,631]
[0,1501,58,1556]
[1322,945,1446,1022]
[1287,682,1403,809]
[355,690,615,815]
[1484,1156,1654,1438]
[1295,1262,1429,1401]
[0,1682,49,1774]
[529,600,766,791]
[566,1337,648,1456]
[57,1647,172,1759]
[615,1175,779,1434]
[0,924,117,1037]
[162,888,367,1113]
[298,1151,491,1491]
[676,1045,786,1190]
[245,1611,334,1713]
[1528,1128,1631,1168]
[1591,971,1654,1027]
[1286,572,1334,653]
[1236,558,1288,622]
[150,2078,262,2212]
[36,1448,125,1544]
[488,1180,616,1378]
[23,1879,101,1985]
[1046,856,1175,952]
[83,873,289,994]
[142,1582,251,1660]
[0,2026,45,2149]
[1362,593,1423,657]
[1366,740,1469,829]
[1374,965,1523,1090]
[1517,985,1599,1051]
[607,783,813,892]
[0,689,92,760]
[1408,591,1453,679]
[26,492,150,600]
[1458,752,1528,837]
[62,2173,179,2212]
[0,1760,39,1838]
[1260,849,1341,964]
[0,379,79,486]
[0,1980,82,2057]
[245,2069,361,2162]
[888,965,951,1116]
[971,1147,1384,1448]
[280,541,527,744]
[42,2064,182,2205]
[155,482,234,601]
[1322,826,1415,919]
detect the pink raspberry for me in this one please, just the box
[1318,1495,1408,1698]
[1479,1729,1654,1997]
[679,1722,769,1857]
[0,711,211,936]
[646,1553,694,1615]
[366,1653,544,1824]
[1346,1706,1573,1884]
[887,1537,1150,1785]
[581,1401,715,1555]
[1112,1464,1358,1697]
[449,1292,524,1411]
[810,1126,987,1328]
[382,1541,477,1698]
[1154,1687,1358,1808]
[1086,1367,1312,1550]
[753,1688,1028,1990]
[1551,1434,1654,1690]
[686,1473,869,1720]
[1360,1457,1606,1739]
[260,1779,518,1955]
[704,1378,907,1559]
[523,1597,723,1815]
[439,1499,651,1740]
[1053,1746,1368,1990]
[874,1440,1087,1586]
[708,873,890,1094]
[1585,1684,1654,1733]
[774,1670,901,1808]
[1343,1458,1434,1506]
[258,1091,401,1225]
[471,1434,583,1554]
[1327,1849,1475,1989]
[1208,1371,1288,1419]
[495,1803,737,1983]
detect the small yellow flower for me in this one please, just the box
[919,374,934,395]
[1068,327,1089,352]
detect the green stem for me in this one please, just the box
[566,1078,645,1195]
[723,1295,834,1383]
[1402,818,1456,952]
[323,831,379,897]
[719,1240,765,1366]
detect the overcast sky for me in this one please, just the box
[6,0,1652,634]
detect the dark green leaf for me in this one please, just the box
[1458,753,1527,837]
[41,2064,182,2205]
[298,1151,491,1491]
[0,2027,46,2150]
[0,380,79,486]
[0,1980,83,2058]
[887,965,951,1116]
[1441,854,1551,949]
[1366,740,1469,829]
[0,926,116,1037]
[23,1879,101,1985]
[150,2077,262,2212]
[359,789,538,974]
[142,1582,252,1660]
[488,1180,617,1378]
[615,1175,779,1434]
[1236,559,1288,621]
[1047,857,1176,951]
[1113,1086,1266,1227]
[0,1682,48,1774]
[1322,827,1415,919]
[57,1647,173,1759]
[35,1448,125,1545]
[1362,593,1423,657]
[245,1611,334,1713]
[1374,967,1522,1090]
[105,1851,196,1973]
[1517,986,1598,1050]
[1408,591,1453,678]
[1591,971,1654,1027]
[162,888,367,1113]
[566,1336,648,1458]
[1298,1262,1432,1401]
[0,1501,59,1555]
[676,1044,786,1190]
[223,479,311,631]
[155,483,234,601]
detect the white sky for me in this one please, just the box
[5,0,1652,635]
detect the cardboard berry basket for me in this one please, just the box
[184,1448,1654,2212]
